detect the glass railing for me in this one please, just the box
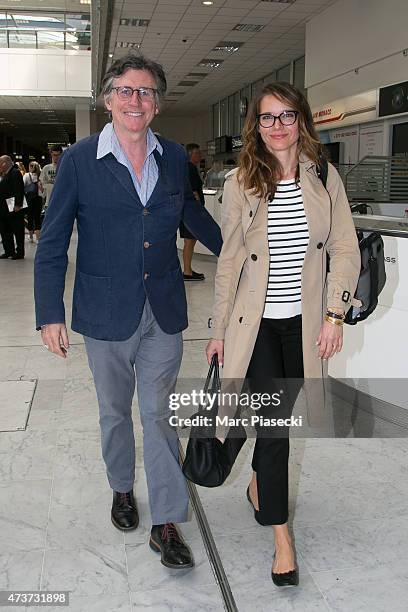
[344,156,408,203]
[0,12,90,51]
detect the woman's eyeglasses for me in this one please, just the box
[257,110,299,128]
[112,86,157,101]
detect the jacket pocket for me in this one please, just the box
[74,270,112,325]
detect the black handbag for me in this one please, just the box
[182,355,247,487]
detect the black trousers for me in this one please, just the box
[246,315,304,525]
[0,209,25,257]
[26,196,43,232]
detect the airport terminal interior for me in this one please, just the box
[0,0,408,610]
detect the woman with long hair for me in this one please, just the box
[17,161,26,175]
[24,161,43,242]
[206,82,360,586]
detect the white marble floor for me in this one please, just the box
[0,237,407,611]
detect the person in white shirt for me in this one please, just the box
[40,145,63,205]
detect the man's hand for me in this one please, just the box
[41,323,70,358]
[13,205,22,212]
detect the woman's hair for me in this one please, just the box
[237,81,326,199]
[29,161,41,176]
[17,161,26,174]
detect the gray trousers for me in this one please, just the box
[84,299,188,525]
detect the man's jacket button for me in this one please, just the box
[251,253,257,261]
[144,273,149,280]
[239,316,243,323]
[249,211,253,217]
[143,209,149,216]
[317,242,323,249]
[143,241,150,249]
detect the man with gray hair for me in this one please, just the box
[34,54,222,569]
[0,155,25,259]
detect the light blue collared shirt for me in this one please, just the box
[96,122,163,206]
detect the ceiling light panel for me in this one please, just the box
[197,58,224,68]
[187,73,208,79]
[116,42,141,49]
[232,24,265,32]
[212,41,244,53]
[119,19,151,27]
[178,81,199,86]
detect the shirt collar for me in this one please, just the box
[96,122,163,159]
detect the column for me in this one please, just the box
[75,103,91,142]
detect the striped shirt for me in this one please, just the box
[96,122,163,206]
[263,179,309,319]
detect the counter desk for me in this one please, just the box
[177,196,408,412]
[329,214,408,412]
[176,189,222,255]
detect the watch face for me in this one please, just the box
[239,97,248,117]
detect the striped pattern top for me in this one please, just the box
[263,179,309,319]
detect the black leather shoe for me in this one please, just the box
[271,552,299,587]
[0,253,12,259]
[183,271,205,281]
[11,254,24,260]
[149,523,194,569]
[111,490,139,531]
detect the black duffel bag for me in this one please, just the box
[182,355,246,487]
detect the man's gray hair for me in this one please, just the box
[101,54,167,106]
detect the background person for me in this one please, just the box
[0,155,26,259]
[24,161,43,243]
[17,161,26,176]
[206,82,360,587]
[40,145,62,206]
[179,143,205,281]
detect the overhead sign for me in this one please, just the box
[312,91,377,130]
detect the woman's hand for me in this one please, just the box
[205,339,224,366]
[316,321,343,360]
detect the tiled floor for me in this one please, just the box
[0,236,407,611]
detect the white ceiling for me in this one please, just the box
[0,1,90,144]
[0,96,83,144]
[107,0,338,115]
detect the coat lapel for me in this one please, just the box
[100,154,140,203]
[146,148,168,207]
[242,189,264,236]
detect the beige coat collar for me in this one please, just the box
[240,152,319,211]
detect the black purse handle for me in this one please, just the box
[203,354,220,401]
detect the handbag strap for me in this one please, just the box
[202,354,220,406]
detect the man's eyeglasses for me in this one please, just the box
[112,86,157,101]
[257,110,299,128]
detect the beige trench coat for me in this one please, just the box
[211,156,361,384]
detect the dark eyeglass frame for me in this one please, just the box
[257,110,299,127]
[112,86,158,100]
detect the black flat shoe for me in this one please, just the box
[246,485,256,512]
[183,271,205,281]
[111,490,139,531]
[150,523,194,569]
[271,552,299,587]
